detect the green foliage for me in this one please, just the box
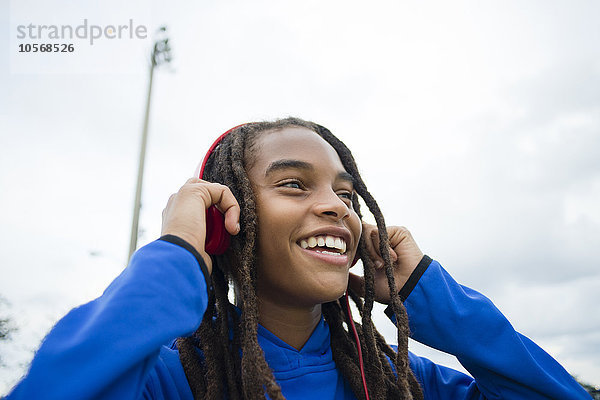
[574,376,600,399]
[0,296,15,342]
[0,296,17,368]
[0,317,14,341]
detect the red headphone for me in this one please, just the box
[198,124,246,255]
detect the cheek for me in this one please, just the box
[257,202,283,235]
[255,198,293,257]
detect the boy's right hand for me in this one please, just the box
[161,178,241,274]
[348,223,423,304]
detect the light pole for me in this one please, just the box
[128,26,172,263]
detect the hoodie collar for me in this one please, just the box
[257,316,335,376]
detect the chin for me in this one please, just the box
[323,290,347,304]
[312,279,348,304]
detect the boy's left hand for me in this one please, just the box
[348,223,423,304]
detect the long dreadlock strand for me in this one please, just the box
[357,236,389,399]
[212,265,240,398]
[201,278,226,399]
[176,335,206,398]
[322,301,366,399]
[232,128,285,400]
[210,133,242,399]
[316,123,422,399]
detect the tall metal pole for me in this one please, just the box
[128,27,172,263]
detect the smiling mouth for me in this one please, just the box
[298,235,347,256]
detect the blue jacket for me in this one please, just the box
[6,238,590,399]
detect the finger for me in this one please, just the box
[184,177,202,186]
[224,206,241,235]
[371,226,399,262]
[347,273,365,298]
[361,223,379,255]
[202,183,241,235]
[363,225,384,268]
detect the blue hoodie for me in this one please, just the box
[6,237,590,399]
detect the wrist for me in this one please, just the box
[161,230,202,250]
[397,255,432,302]
[158,234,213,284]
[384,255,432,322]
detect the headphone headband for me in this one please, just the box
[199,123,248,179]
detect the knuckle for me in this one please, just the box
[182,181,203,192]
[215,182,231,194]
[214,183,235,202]
[397,225,410,234]
[181,183,211,202]
[185,178,199,186]
[180,182,194,192]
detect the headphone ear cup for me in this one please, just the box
[199,124,248,255]
[205,205,231,255]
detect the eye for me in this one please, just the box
[338,191,353,200]
[278,179,305,190]
[337,190,355,207]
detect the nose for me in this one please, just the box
[312,187,351,221]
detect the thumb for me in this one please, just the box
[348,273,365,298]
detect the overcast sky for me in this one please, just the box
[1,0,599,393]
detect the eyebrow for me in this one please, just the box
[265,159,354,184]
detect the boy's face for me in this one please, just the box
[247,127,362,308]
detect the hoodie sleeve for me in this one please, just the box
[6,236,209,400]
[386,256,590,400]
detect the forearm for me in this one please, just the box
[387,256,590,399]
[7,237,208,400]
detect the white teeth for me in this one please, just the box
[300,234,347,253]
[316,250,343,256]
[325,236,335,247]
[334,237,342,250]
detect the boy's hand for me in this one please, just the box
[161,178,240,274]
[348,223,423,304]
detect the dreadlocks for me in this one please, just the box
[176,117,424,400]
